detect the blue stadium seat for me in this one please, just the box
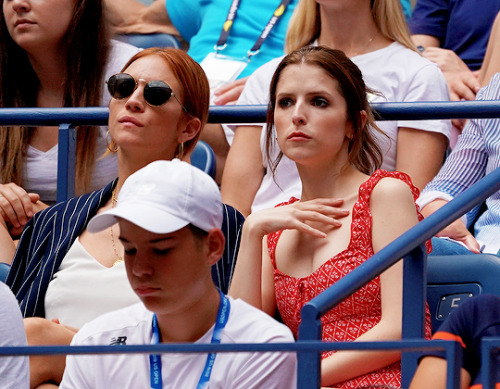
[0,262,10,283]
[114,33,180,49]
[427,254,500,332]
[191,140,217,181]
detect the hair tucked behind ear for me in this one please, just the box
[266,46,386,176]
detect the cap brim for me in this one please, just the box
[87,204,190,234]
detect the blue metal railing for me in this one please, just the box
[2,101,500,388]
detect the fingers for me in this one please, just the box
[462,74,481,95]
[450,80,477,101]
[213,77,249,105]
[451,118,466,132]
[246,197,349,238]
[461,233,481,254]
[213,85,245,105]
[0,183,36,228]
[28,192,41,203]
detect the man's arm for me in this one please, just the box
[105,0,180,36]
[411,34,440,50]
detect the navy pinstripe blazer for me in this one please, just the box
[6,179,244,318]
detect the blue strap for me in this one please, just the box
[150,290,231,389]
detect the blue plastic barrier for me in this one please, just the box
[1,101,500,388]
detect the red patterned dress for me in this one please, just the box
[267,170,432,389]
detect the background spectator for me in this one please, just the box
[417,73,500,256]
[0,0,139,260]
[410,294,500,389]
[0,282,28,389]
[410,0,500,134]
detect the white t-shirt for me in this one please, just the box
[230,42,451,212]
[0,282,29,389]
[60,298,297,389]
[44,238,140,328]
[23,40,141,204]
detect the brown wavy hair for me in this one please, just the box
[0,0,110,194]
[266,46,385,175]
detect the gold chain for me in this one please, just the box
[110,188,123,266]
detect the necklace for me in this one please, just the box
[110,188,123,266]
[348,33,377,57]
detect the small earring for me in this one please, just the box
[106,130,118,153]
[176,142,185,159]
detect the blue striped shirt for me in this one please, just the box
[418,73,500,254]
[6,180,244,318]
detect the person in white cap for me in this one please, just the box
[59,159,297,389]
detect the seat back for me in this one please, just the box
[427,254,500,332]
[191,140,217,180]
[114,33,180,49]
[0,262,10,283]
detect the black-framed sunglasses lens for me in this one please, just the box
[107,73,173,106]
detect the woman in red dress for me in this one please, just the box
[230,46,431,388]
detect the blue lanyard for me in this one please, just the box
[149,290,231,389]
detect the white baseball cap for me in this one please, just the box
[88,159,222,234]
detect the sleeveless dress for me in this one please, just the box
[267,170,432,389]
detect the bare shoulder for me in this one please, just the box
[370,177,419,251]
[370,177,415,208]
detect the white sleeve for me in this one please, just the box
[59,331,94,389]
[230,331,297,389]
[0,283,29,389]
[223,57,282,143]
[398,63,452,139]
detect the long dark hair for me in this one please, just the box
[266,46,385,175]
[0,0,111,194]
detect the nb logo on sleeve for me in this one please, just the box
[110,336,127,345]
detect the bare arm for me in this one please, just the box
[321,178,419,386]
[221,126,265,217]
[229,199,349,314]
[396,127,448,192]
[0,191,48,265]
[478,12,500,86]
[420,199,480,253]
[105,0,147,29]
[105,0,179,36]
[412,34,480,117]
[411,34,440,49]
[199,124,229,185]
[410,356,470,389]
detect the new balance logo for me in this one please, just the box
[110,336,127,345]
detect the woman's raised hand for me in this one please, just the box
[0,183,41,232]
[245,198,349,239]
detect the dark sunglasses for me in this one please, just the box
[106,73,189,112]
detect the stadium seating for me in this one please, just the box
[114,33,180,49]
[427,253,500,332]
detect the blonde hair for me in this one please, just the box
[285,0,417,53]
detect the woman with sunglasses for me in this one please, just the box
[0,0,140,260]
[6,47,244,389]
